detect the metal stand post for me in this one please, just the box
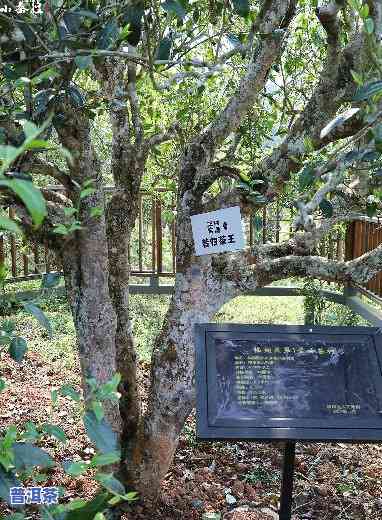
[279,441,296,520]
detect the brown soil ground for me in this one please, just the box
[1,351,382,520]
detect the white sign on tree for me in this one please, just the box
[191,206,246,256]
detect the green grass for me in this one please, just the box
[215,295,305,325]
[2,279,369,369]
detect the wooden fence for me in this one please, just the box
[345,219,382,302]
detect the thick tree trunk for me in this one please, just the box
[126,261,236,498]
[53,104,121,431]
[106,190,141,463]
[59,188,121,431]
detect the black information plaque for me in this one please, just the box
[195,324,382,441]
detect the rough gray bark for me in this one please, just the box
[51,105,121,430]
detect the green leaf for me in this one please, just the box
[64,11,81,34]
[23,302,52,337]
[75,55,93,70]
[353,81,382,101]
[80,187,95,199]
[23,139,50,150]
[9,337,27,362]
[0,178,47,227]
[22,421,40,441]
[59,384,81,402]
[92,401,104,422]
[2,320,14,334]
[65,498,88,511]
[232,0,250,17]
[41,272,61,288]
[60,492,110,520]
[252,214,263,232]
[97,20,119,49]
[362,150,379,162]
[90,207,103,218]
[94,514,106,520]
[83,412,118,454]
[0,216,21,234]
[0,333,12,345]
[95,473,126,496]
[90,451,121,467]
[51,389,58,407]
[5,513,26,520]
[74,9,99,20]
[22,120,40,140]
[0,146,20,172]
[34,472,48,483]
[0,379,5,392]
[298,165,315,190]
[63,460,88,476]
[162,0,186,19]
[31,68,60,85]
[12,442,54,470]
[155,37,172,61]
[118,23,131,43]
[360,4,369,18]
[67,85,85,107]
[99,374,121,397]
[53,224,70,235]
[365,17,375,34]
[367,202,378,217]
[42,424,67,443]
[0,466,21,506]
[319,199,334,218]
[344,150,362,164]
[63,207,78,217]
[124,491,139,501]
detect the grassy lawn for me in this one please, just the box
[2,278,367,369]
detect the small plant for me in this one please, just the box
[0,279,137,519]
[182,421,197,448]
[0,372,137,520]
[242,467,279,485]
[301,279,328,325]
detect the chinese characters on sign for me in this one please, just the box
[191,206,245,256]
[230,343,370,415]
[9,486,59,506]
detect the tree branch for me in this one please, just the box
[255,24,363,199]
[127,55,143,146]
[178,0,296,201]
[199,0,296,157]
[20,157,77,190]
[142,122,180,153]
[316,0,346,44]
[223,244,382,294]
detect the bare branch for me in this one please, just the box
[20,157,77,190]
[224,244,382,294]
[143,122,180,152]
[316,0,346,44]
[200,1,296,155]
[127,55,143,146]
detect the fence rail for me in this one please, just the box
[1,189,378,300]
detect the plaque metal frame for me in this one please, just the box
[195,323,382,520]
[195,323,382,441]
